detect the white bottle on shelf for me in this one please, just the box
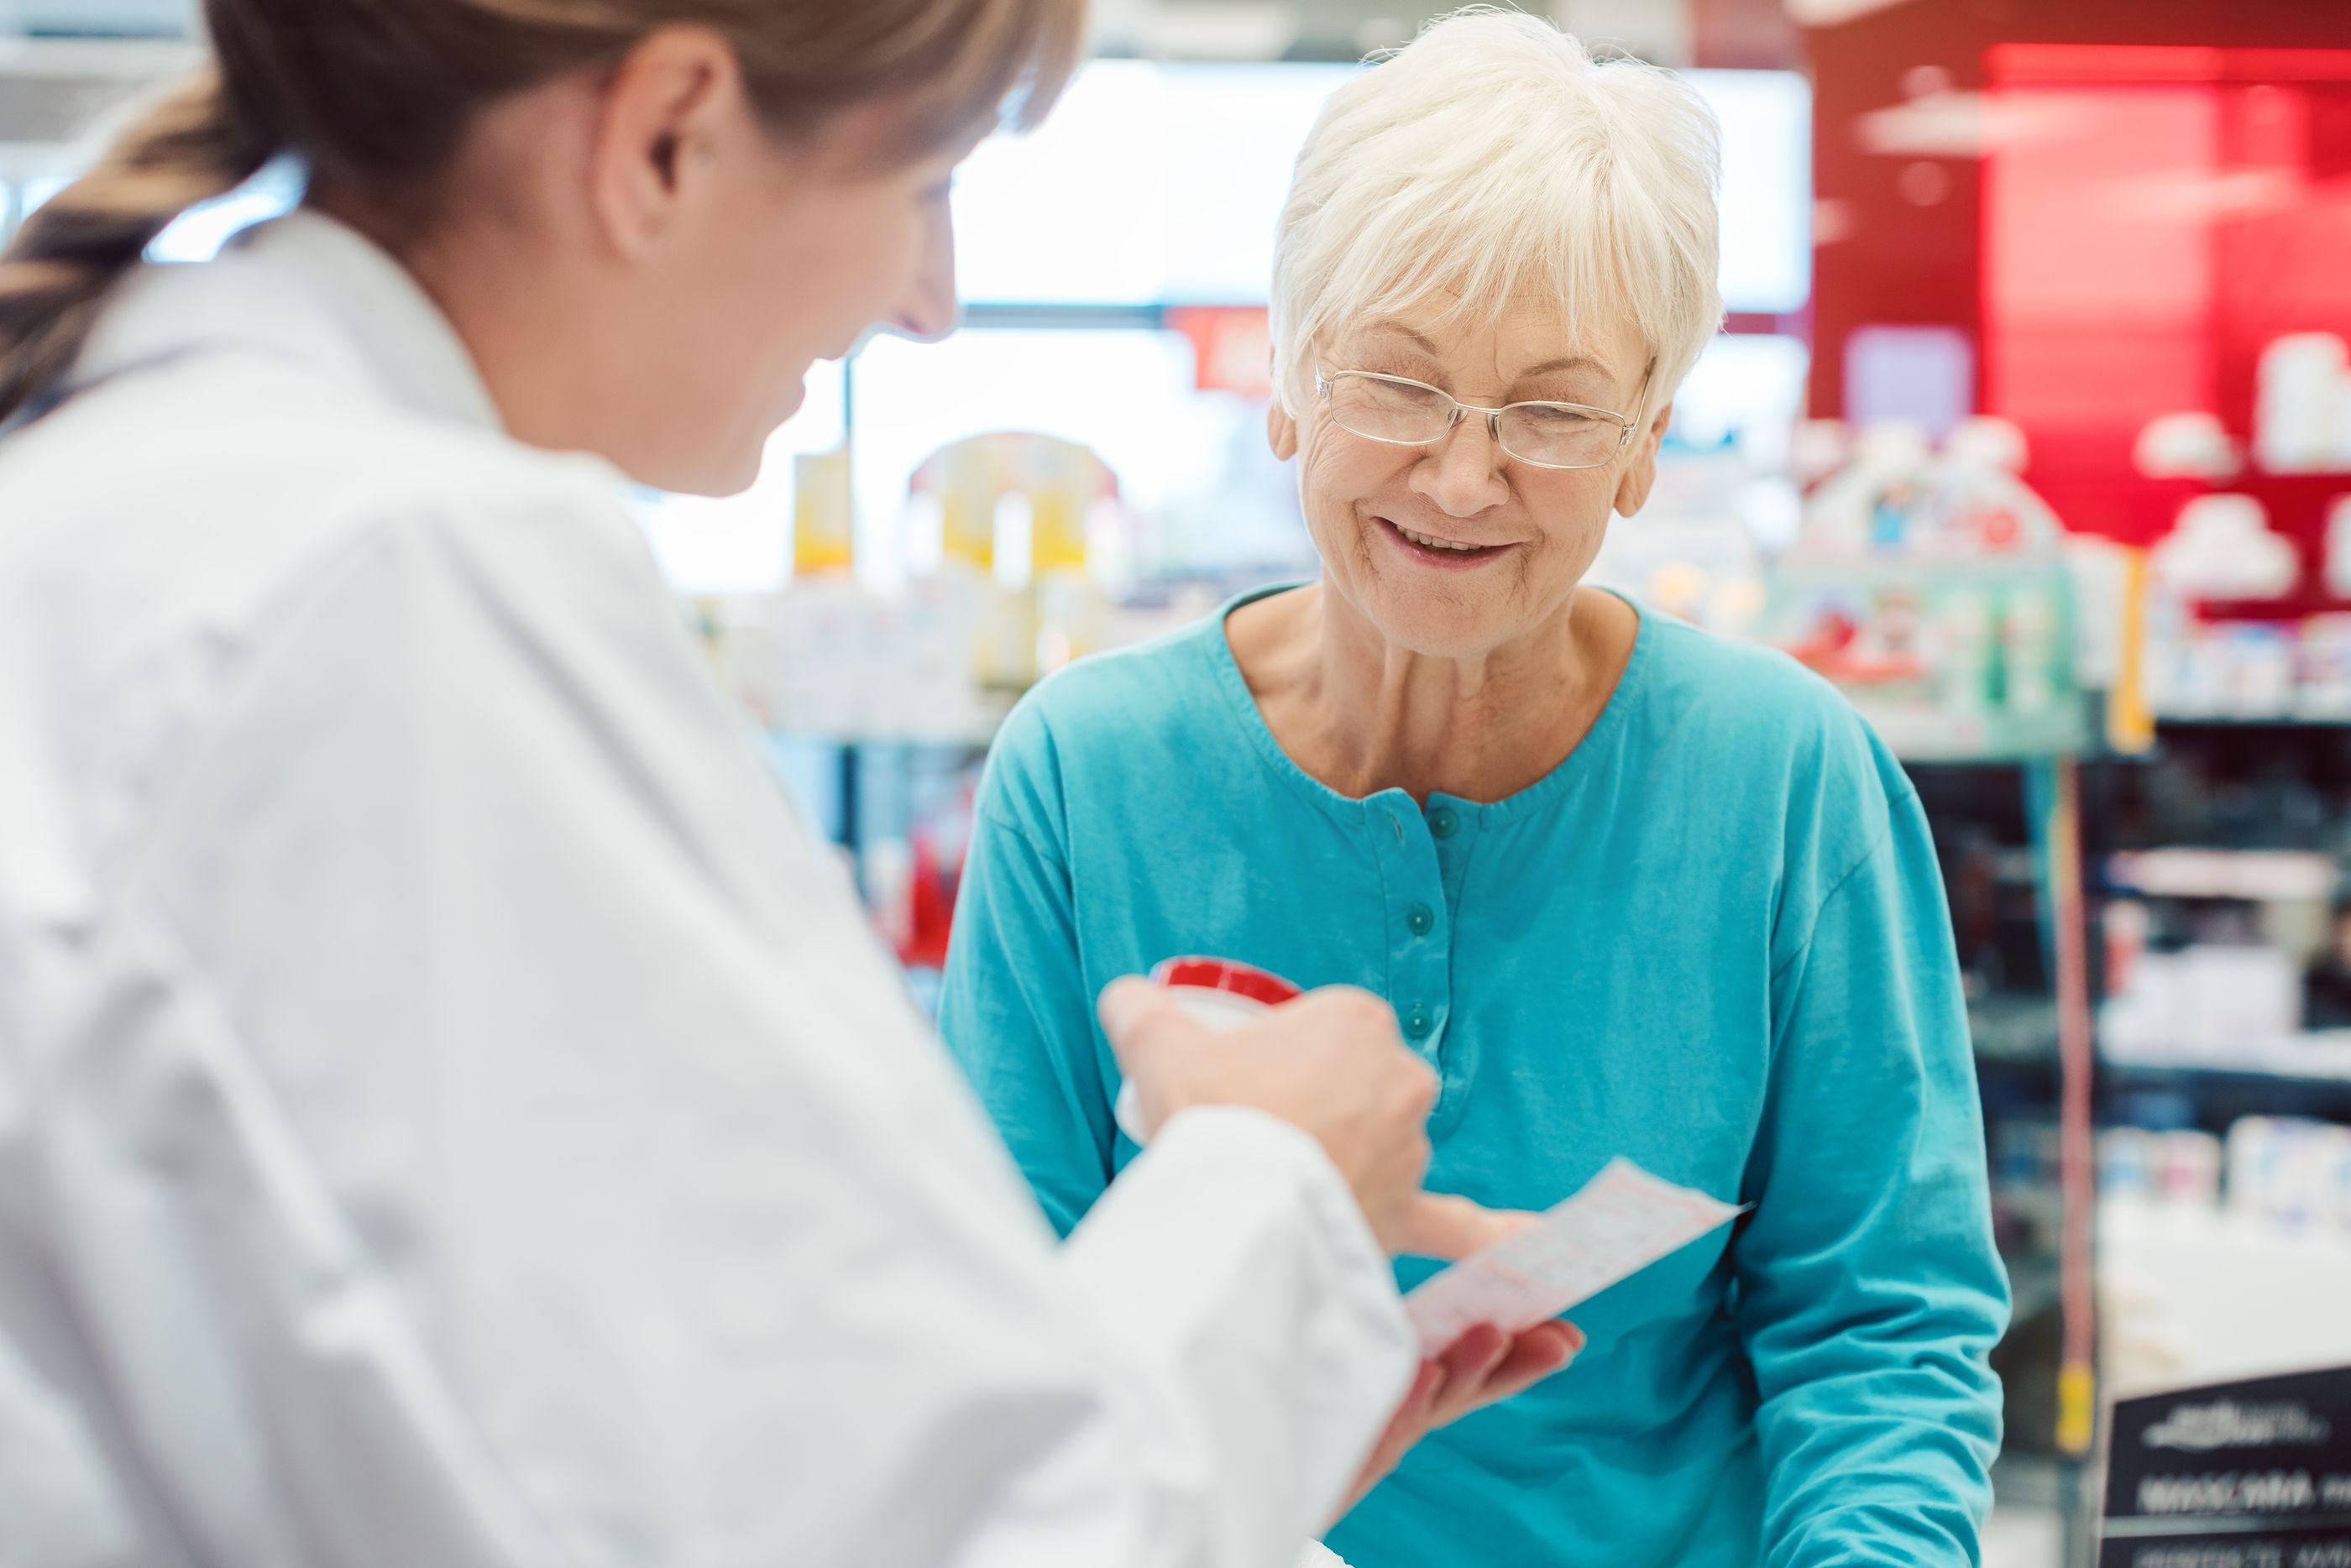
[2326,496,2351,598]
[2254,333,2347,474]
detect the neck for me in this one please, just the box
[394,217,618,457]
[1238,581,1633,805]
[313,139,639,476]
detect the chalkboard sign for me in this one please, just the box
[2102,1367,2351,1568]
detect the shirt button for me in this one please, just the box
[1406,902,1436,936]
[1404,1006,1433,1041]
[1428,806,1461,839]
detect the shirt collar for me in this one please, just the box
[65,208,505,433]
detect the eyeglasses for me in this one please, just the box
[1313,358,1652,472]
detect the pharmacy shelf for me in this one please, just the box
[2097,1058,2351,1130]
[1991,1453,2077,1514]
[1863,715,2094,766]
[2103,847,2338,902]
[2105,1037,2351,1083]
[1972,1005,2351,1116]
[1897,744,2105,766]
[1973,998,2071,1067]
[2153,713,2351,728]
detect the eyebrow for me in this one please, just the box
[1357,319,1443,356]
[1516,355,1609,380]
[1347,324,1623,395]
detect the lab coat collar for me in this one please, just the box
[65,208,505,434]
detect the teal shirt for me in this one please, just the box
[939,588,2009,1568]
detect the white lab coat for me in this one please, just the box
[0,212,1406,1568]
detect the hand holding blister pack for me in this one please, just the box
[1114,960,1743,1354]
[1401,1158,1743,1356]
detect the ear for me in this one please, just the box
[586,25,741,260]
[1611,400,1673,517]
[1268,396,1301,461]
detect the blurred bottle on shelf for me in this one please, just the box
[769,446,1003,742]
[933,438,1030,694]
[796,447,855,575]
[914,432,1119,696]
[2134,411,2243,483]
[773,447,885,737]
[2100,1127,2225,1214]
[2325,498,2351,599]
[2227,1116,2351,1233]
[2255,333,2351,476]
[1025,437,1113,682]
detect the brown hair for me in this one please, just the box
[0,0,1085,422]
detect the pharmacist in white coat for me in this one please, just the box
[0,3,1576,1566]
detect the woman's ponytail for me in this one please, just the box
[0,65,271,423]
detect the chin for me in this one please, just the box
[641,438,766,499]
[709,442,769,498]
[1356,573,1521,659]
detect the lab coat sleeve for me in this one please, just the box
[937,734,1370,1568]
[1733,778,2010,1568]
[85,494,1411,1568]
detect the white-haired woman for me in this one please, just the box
[942,12,2009,1566]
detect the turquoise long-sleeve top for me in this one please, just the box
[939,587,2009,1568]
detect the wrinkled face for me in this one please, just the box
[1273,304,1668,659]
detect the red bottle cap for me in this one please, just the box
[1149,956,1304,1011]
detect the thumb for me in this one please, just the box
[1395,1194,1537,1262]
[1097,977,1207,1074]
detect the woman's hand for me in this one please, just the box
[1333,1318,1586,1522]
[1100,979,1511,1259]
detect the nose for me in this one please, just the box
[892,198,960,342]
[1409,413,1510,518]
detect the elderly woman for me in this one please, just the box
[940,11,2008,1567]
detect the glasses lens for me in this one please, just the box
[1498,405,1624,468]
[1327,374,1453,444]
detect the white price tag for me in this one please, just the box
[1403,1158,1743,1356]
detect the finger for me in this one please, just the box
[1430,1324,1516,1425]
[1097,978,1205,1074]
[1395,1194,1537,1261]
[1499,1320,1582,1370]
[1484,1321,1584,1400]
[1396,1359,1444,1422]
[1460,1323,1584,1415]
[1433,1323,1506,1388]
[1097,976,1160,1043]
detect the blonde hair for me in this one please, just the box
[1272,7,1723,421]
[0,0,1086,423]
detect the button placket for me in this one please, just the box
[1422,795,1487,1135]
[1369,792,1454,1065]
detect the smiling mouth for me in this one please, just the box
[1377,515,1512,562]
